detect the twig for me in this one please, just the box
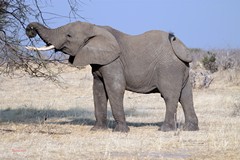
[39,130,71,135]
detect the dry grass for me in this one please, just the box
[1,66,240,159]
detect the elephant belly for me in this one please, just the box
[126,84,159,94]
[124,62,159,94]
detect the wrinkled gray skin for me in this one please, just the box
[26,21,199,132]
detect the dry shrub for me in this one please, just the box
[190,49,240,88]
[210,69,240,88]
[190,69,213,89]
[190,49,240,70]
[214,49,240,70]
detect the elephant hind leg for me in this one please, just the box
[159,93,180,132]
[179,79,199,131]
[157,80,182,132]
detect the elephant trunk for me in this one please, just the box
[26,22,51,44]
[26,22,64,49]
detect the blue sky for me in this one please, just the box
[40,0,240,49]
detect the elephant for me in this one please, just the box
[25,21,199,132]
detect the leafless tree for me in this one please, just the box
[0,0,84,80]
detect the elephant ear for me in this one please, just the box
[71,26,120,66]
[169,33,192,63]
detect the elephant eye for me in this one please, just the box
[67,34,72,38]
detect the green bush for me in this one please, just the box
[202,51,218,73]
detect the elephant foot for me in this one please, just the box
[183,122,199,131]
[113,123,130,133]
[90,123,108,131]
[159,122,176,132]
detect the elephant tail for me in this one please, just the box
[169,33,192,63]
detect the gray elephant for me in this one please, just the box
[26,21,199,132]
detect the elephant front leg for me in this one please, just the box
[91,74,108,131]
[108,92,129,132]
[101,62,130,132]
[105,81,129,132]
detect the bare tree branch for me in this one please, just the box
[0,0,85,80]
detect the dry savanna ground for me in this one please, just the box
[1,65,240,160]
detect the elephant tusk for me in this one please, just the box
[25,45,55,51]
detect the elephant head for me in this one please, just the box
[26,21,121,66]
